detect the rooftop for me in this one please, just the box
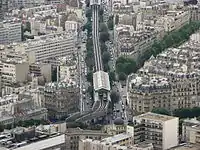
[132,141,153,148]
[93,71,110,91]
[135,112,177,122]
[15,134,65,150]
[101,133,132,144]
[170,143,200,150]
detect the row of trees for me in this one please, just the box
[107,15,114,30]
[152,107,200,119]
[139,21,200,66]
[0,119,49,132]
[98,10,118,87]
[84,7,95,100]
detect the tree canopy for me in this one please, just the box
[116,56,137,76]
[100,23,108,32]
[100,32,110,42]
[107,15,114,30]
[152,108,171,116]
[86,8,92,19]
[115,15,119,25]
[110,90,120,104]
[86,71,93,83]
[102,51,111,64]
[173,107,200,119]
[118,72,127,81]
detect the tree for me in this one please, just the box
[0,124,4,132]
[109,71,116,82]
[86,8,92,18]
[60,14,68,30]
[103,63,110,72]
[52,68,57,82]
[152,108,171,116]
[87,86,94,101]
[110,90,120,106]
[118,72,127,81]
[86,71,93,83]
[102,51,111,64]
[116,56,137,75]
[173,107,200,118]
[115,15,119,25]
[107,16,114,30]
[99,8,104,16]
[99,23,108,32]
[100,32,109,42]
[84,21,92,35]
[100,42,107,53]
[25,22,31,32]
[85,55,94,69]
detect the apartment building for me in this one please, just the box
[133,112,179,150]
[79,133,134,150]
[113,3,133,14]
[118,13,137,28]
[140,2,169,17]
[0,126,66,150]
[0,60,29,87]
[127,35,200,113]
[0,0,9,21]
[11,0,46,8]
[44,81,79,119]
[188,5,200,21]
[0,93,47,125]
[23,33,75,63]
[182,118,200,143]
[0,44,28,62]
[65,20,79,33]
[3,82,31,96]
[29,63,52,82]
[182,123,200,144]
[114,25,157,60]
[103,124,127,135]
[65,127,111,150]
[156,10,190,32]
[57,56,78,82]
[29,18,64,36]
[0,21,22,44]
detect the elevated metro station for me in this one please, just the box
[90,0,101,5]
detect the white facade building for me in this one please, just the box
[12,0,46,9]
[0,60,29,87]
[0,22,22,44]
[22,33,76,63]
[133,112,179,150]
[65,21,79,32]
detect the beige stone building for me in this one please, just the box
[65,127,111,150]
[79,133,134,150]
[182,118,200,144]
[44,81,79,119]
